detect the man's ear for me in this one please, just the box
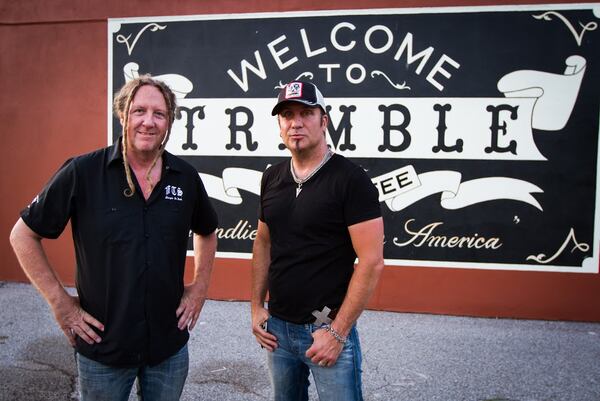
[321,113,329,128]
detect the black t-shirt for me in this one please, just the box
[20,142,218,367]
[259,154,381,324]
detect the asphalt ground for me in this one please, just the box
[1,281,599,401]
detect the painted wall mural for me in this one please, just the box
[109,4,600,273]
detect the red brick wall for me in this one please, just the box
[2,0,599,321]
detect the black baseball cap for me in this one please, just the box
[271,81,327,116]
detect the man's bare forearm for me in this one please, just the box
[251,221,271,309]
[9,218,70,307]
[191,231,217,294]
[331,217,385,337]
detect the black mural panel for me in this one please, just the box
[109,5,600,272]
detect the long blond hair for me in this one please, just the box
[113,75,177,197]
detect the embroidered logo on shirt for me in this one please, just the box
[165,185,183,201]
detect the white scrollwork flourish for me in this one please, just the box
[526,228,590,265]
[275,72,315,89]
[533,11,598,46]
[116,23,167,55]
[371,71,411,91]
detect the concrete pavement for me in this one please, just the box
[1,281,599,401]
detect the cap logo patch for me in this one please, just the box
[285,82,303,99]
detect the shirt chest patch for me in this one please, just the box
[164,184,184,201]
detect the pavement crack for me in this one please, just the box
[25,359,78,399]
[193,378,268,399]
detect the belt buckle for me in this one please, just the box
[311,306,334,326]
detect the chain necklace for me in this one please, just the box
[290,149,333,197]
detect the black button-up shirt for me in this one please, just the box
[21,141,218,367]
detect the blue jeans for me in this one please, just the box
[76,344,189,401]
[266,315,363,401]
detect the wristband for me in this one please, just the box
[321,324,347,344]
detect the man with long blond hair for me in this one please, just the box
[9,75,218,400]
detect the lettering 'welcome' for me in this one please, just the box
[227,22,460,92]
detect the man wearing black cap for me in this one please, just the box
[251,81,384,401]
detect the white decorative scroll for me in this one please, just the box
[200,165,544,213]
[532,12,598,46]
[166,57,586,160]
[527,228,590,264]
[200,168,262,205]
[168,97,544,159]
[440,177,543,211]
[222,168,262,196]
[371,165,421,202]
[370,70,411,90]
[381,170,543,212]
[498,55,586,131]
[115,23,167,55]
[198,173,239,204]
[384,171,460,212]
[123,62,193,99]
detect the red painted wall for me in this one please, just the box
[2,0,599,322]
